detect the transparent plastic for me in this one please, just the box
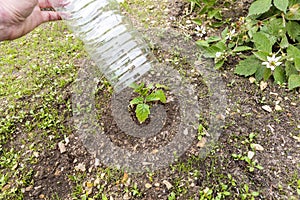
[51,0,152,92]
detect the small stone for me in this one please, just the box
[25,185,33,192]
[249,77,256,83]
[275,105,282,111]
[154,183,160,187]
[39,194,45,199]
[252,144,264,151]
[145,183,152,189]
[248,151,255,160]
[260,81,268,91]
[163,180,173,190]
[123,193,131,200]
[33,152,39,158]
[58,142,66,154]
[75,163,86,172]
[65,137,70,145]
[95,158,100,167]
[183,128,188,135]
[262,105,272,113]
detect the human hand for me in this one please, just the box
[0,0,64,41]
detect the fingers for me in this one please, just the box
[38,0,69,9]
[40,11,62,22]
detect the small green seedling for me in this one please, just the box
[129,82,168,124]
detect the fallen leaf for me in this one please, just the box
[275,105,282,111]
[249,77,256,83]
[121,172,129,184]
[162,180,173,190]
[58,141,66,154]
[75,163,86,172]
[197,137,207,148]
[252,143,264,151]
[260,81,268,91]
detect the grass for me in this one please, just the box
[0,22,85,199]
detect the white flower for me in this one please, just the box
[215,52,222,58]
[195,25,206,37]
[225,29,236,40]
[262,54,282,71]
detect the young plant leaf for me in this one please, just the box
[135,103,150,123]
[288,74,300,90]
[235,56,261,76]
[248,0,272,16]
[130,97,144,106]
[274,0,289,13]
[146,89,166,103]
[155,83,169,90]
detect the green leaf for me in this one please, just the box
[130,97,144,106]
[202,46,222,58]
[253,51,269,61]
[154,89,167,103]
[255,65,267,81]
[263,68,272,80]
[206,36,221,43]
[288,74,300,90]
[196,40,209,47]
[252,32,273,53]
[215,59,225,69]
[135,103,150,123]
[285,61,298,76]
[280,34,289,49]
[273,66,286,85]
[286,21,300,42]
[155,83,169,90]
[287,45,300,70]
[232,46,252,52]
[248,0,272,16]
[274,0,289,13]
[235,56,261,76]
[146,89,166,103]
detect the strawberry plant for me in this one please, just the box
[196,0,300,90]
[129,82,168,124]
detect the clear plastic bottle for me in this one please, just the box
[51,0,152,92]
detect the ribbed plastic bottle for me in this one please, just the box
[50,0,152,92]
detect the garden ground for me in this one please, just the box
[0,0,299,199]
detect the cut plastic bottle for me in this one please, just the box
[50,0,152,92]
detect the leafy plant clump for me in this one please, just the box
[129,82,168,124]
[196,0,300,90]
